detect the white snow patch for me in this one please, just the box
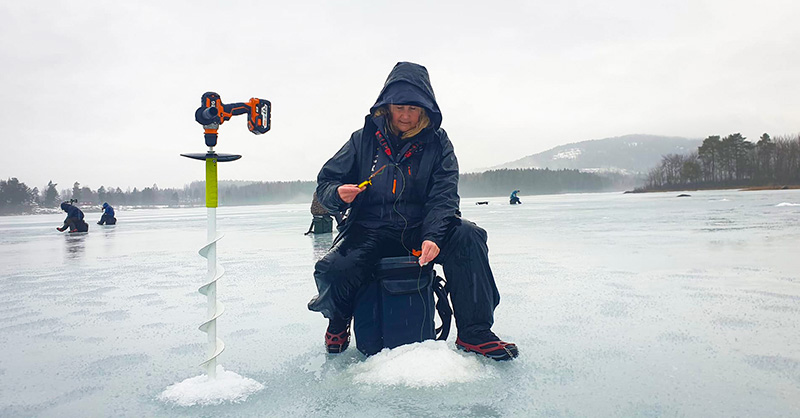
[776,202,799,207]
[159,366,264,406]
[351,340,494,387]
[551,148,582,160]
[580,167,634,175]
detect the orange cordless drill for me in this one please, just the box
[194,92,271,147]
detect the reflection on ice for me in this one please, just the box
[64,233,86,258]
[309,233,334,261]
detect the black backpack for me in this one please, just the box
[352,256,452,356]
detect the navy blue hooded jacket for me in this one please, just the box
[316,62,460,246]
[60,202,84,221]
[102,202,115,217]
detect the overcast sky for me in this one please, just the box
[1,0,797,191]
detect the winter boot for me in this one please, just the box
[325,317,351,354]
[456,331,518,361]
[56,226,67,232]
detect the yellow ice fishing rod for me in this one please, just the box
[358,165,388,188]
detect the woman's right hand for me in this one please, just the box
[337,184,365,203]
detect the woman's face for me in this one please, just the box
[389,104,422,134]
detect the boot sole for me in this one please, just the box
[457,342,519,361]
[326,341,350,354]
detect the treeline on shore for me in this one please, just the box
[459,168,631,197]
[0,179,318,214]
[1,167,624,215]
[640,133,800,191]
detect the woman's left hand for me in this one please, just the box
[418,240,440,266]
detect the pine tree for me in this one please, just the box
[44,181,59,207]
[98,186,107,203]
[72,182,82,202]
[0,178,34,214]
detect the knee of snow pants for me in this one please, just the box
[438,218,502,339]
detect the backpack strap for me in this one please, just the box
[433,274,452,341]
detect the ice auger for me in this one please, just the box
[181,92,271,378]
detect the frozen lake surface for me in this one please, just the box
[1,189,799,417]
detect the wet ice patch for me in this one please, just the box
[158,365,264,406]
[351,340,494,387]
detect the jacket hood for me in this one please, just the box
[370,62,442,130]
[60,202,69,211]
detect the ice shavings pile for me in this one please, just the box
[158,366,264,407]
[350,340,495,387]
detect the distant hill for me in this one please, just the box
[487,134,702,175]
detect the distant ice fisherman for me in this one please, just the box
[56,201,89,233]
[97,202,117,225]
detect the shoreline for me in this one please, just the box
[625,185,800,194]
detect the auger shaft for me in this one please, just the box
[205,208,218,377]
[202,156,223,378]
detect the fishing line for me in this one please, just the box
[390,160,429,342]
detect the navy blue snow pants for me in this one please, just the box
[64,217,89,232]
[308,218,501,340]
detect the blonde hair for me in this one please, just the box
[373,106,430,139]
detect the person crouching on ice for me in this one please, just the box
[98,202,117,225]
[307,61,519,361]
[57,201,89,233]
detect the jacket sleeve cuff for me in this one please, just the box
[421,233,441,247]
[332,187,347,210]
